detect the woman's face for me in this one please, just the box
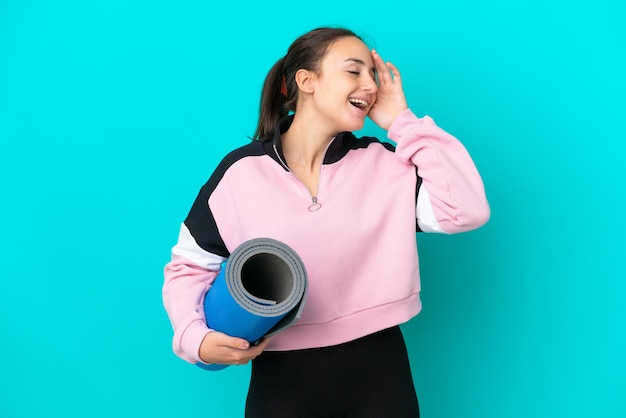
[306,36,378,133]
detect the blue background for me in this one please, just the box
[1,0,624,417]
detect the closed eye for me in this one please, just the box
[348,71,360,75]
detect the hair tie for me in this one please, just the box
[280,75,288,97]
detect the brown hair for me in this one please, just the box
[252,27,363,142]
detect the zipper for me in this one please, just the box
[273,137,334,212]
[308,197,322,212]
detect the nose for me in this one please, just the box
[362,73,378,93]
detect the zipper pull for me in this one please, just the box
[308,197,322,212]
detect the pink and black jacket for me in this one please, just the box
[163,109,490,364]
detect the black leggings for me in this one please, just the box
[245,326,419,418]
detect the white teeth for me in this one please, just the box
[349,98,368,108]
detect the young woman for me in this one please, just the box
[163,27,490,417]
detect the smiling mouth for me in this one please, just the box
[348,97,370,109]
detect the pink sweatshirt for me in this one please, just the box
[163,109,490,364]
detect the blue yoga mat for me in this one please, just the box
[198,238,308,371]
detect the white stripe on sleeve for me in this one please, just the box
[171,223,226,270]
[416,184,447,234]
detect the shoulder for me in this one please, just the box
[216,141,266,172]
[324,131,395,164]
[199,141,266,195]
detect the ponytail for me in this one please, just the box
[252,57,290,142]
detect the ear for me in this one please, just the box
[294,69,316,94]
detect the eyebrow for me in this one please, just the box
[344,58,376,74]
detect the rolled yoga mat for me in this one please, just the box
[198,238,308,371]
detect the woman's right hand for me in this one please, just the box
[198,331,271,366]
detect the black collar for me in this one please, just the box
[262,114,357,169]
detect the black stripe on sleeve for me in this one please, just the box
[183,142,266,258]
[415,166,423,233]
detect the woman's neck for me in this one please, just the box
[281,112,335,171]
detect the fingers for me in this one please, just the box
[254,336,271,351]
[228,337,270,365]
[367,49,408,130]
[200,331,270,365]
[371,49,401,86]
[386,61,401,83]
[217,332,251,350]
[371,49,389,84]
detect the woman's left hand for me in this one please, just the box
[367,49,409,130]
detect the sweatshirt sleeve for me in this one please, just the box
[162,223,226,364]
[388,109,490,234]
